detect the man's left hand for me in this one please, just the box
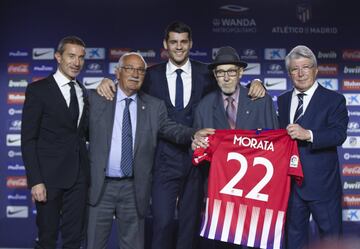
[286,124,311,140]
[248,79,265,100]
[192,128,215,150]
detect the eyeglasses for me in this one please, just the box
[121,66,146,75]
[289,65,314,75]
[214,68,239,78]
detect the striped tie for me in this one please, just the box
[293,93,305,123]
[121,98,133,176]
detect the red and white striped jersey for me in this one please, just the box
[193,129,303,249]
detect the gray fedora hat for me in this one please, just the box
[209,46,247,70]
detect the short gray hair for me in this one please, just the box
[117,52,147,69]
[285,45,317,71]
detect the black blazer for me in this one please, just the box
[21,75,89,189]
[141,60,217,176]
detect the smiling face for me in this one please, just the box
[163,32,192,67]
[116,54,146,96]
[214,64,243,94]
[54,43,85,80]
[288,57,318,92]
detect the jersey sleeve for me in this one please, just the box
[287,137,304,186]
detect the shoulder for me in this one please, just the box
[198,91,218,106]
[316,84,343,100]
[190,59,210,73]
[138,91,163,105]
[146,62,166,73]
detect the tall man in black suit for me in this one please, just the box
[97,21,265,249]
[277,45,348,249]
[21,36,89,249]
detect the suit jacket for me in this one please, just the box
[21,75,89,189]
[193,84,279,130]
[141,60,217,177]
[277,84,348,200]
[87,89,195,217]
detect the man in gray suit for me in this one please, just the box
[192,46,278,248]
[193,46,278,132]
[86,52,212,249]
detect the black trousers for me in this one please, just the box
[35,169,87,249]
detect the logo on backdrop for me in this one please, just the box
[8,150,22,158]
[317,64,338,75]
[85,48,105,60]
[343,79,360,90]
[240,49,258,60]
[264,48,286,60]
[344,66,360,74]
[109,48,131,60]
[342,164,360,176]
[317,50,337,60]
[32,48,54,60]
[6,206,28,218]
[342,209,360,222]
[85,63,104,74]
[6,176,27,188]
[265,63,285,75]
[6,134,21,147]
[7,92,25,104]
[343,181,360,190]
[8,164,25,171]
[8,108,22,116]
[343,153,360,161]
[7,120,22,131]
[348,122,360,133]
[83,77,104,89]
[344,94,360,106]
[317,78,339,91]
[342,136,360,149]
[8,79,28,88]
[296,4,311,23]
[343,195,360,207]
[264,78,287,90]
[243,63,260,75]
[343,50,360,61]
[8,63,29,74]
[9,50,29,57]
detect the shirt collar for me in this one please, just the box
[293,81,318,97]
[116,85,137,103]
[167,59,191,75]
[53,69,76,87]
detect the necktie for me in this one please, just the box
[226,96,236,129]
[175,69,183,110]
[293,93,305,123]
[121,98,133,177]
[68,81,79,126]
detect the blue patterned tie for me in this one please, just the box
[68,81,79,126]
[121,98,133,176]
[175,69,183,110]
[293,93,305,123]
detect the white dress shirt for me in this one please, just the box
[53,69,84,126]
[166,59,192,108]
[290,81,318,142]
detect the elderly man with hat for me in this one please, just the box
[192,47,279,248]
[193,46,278,132]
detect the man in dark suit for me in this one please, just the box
[96,21,265,249]
[277,45,348,249]
[191,46,278,249]
[21,36,89,249]
[86,52,213,249]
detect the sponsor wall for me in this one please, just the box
[0,0,359,248]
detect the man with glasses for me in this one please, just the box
[96,22,265,249]
[86,52,213,249]
[277,45,348,249]
[191,46,278,248]
[193,46,278,131]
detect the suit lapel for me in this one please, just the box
[47,76,74,125]
[299,85,322,127]
[134,93,147,155]
[213,91,230,129]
